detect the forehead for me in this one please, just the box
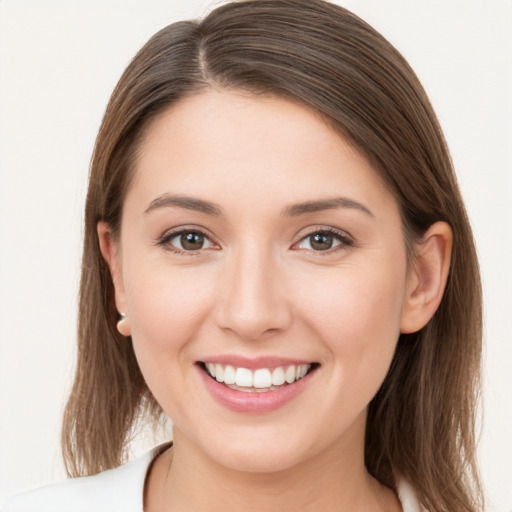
[128,89,397,217]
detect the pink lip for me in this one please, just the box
[199,355,313,370]
[197,363,317,414]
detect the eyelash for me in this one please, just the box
[157,226,353,255]
[293,227,354,254]
[157,227,217,256]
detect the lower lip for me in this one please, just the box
[198,366,316,413]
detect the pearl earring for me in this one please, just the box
[116,312,130,337]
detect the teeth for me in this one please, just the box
[235,367,253,387]
[285,365,296,384]
[223,365,236,385]
[272,367,286,386]
[215,364,224,382]
[253,369,272,388]
[204,362,312,389]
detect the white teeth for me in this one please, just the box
[204,362,313,389]
[285,365,296,384]
[272,367,286,386]
[223,365,236,385]
[235,367,253,387]
[215,364,224,382]
[253,368,272,388]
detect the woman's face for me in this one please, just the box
[108,90,416,472]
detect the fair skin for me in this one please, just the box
[99,89,452,511]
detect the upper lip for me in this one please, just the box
[198,355,317,370]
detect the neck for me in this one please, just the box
[147,419,401,512]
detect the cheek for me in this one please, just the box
[299,262,405,338]
[124,263,215,377]
[295,268,406,432]
[296,259,406,391]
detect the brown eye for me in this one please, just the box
[167,230,214,252]
[181,232,205,250]
[310,233,334,251]
[295,229,350,252]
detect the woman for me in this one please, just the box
[1,0,483,511]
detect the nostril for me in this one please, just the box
[214,277,293,341]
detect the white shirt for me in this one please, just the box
[1,445,423,511]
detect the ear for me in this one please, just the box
[400,221,453,334]
[97,221,131,336]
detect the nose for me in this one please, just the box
[215,243,292,341]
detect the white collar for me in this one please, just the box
[1,444,423,512]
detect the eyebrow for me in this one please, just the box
[282,197,374,218]
[144,194,374,218]
[144,194,222,216]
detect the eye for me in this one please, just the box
[294,229,352,252]
[160,229,216,253]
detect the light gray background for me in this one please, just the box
[0,1,511,510]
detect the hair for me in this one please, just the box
[61,1,483,510]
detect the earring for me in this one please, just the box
[117,312,131,337]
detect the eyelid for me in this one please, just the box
[157,225,220,254]
[156,224,353,255]
[291,225,354,252]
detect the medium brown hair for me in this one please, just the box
[62,1,483,510]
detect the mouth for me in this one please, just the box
[197,361,320,394]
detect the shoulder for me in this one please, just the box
[0,444,170,512]
[397,479,425,512]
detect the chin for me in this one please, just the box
[185,418,330,474]
[211,440,309,474]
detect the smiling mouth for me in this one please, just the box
[198,361,320,393]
